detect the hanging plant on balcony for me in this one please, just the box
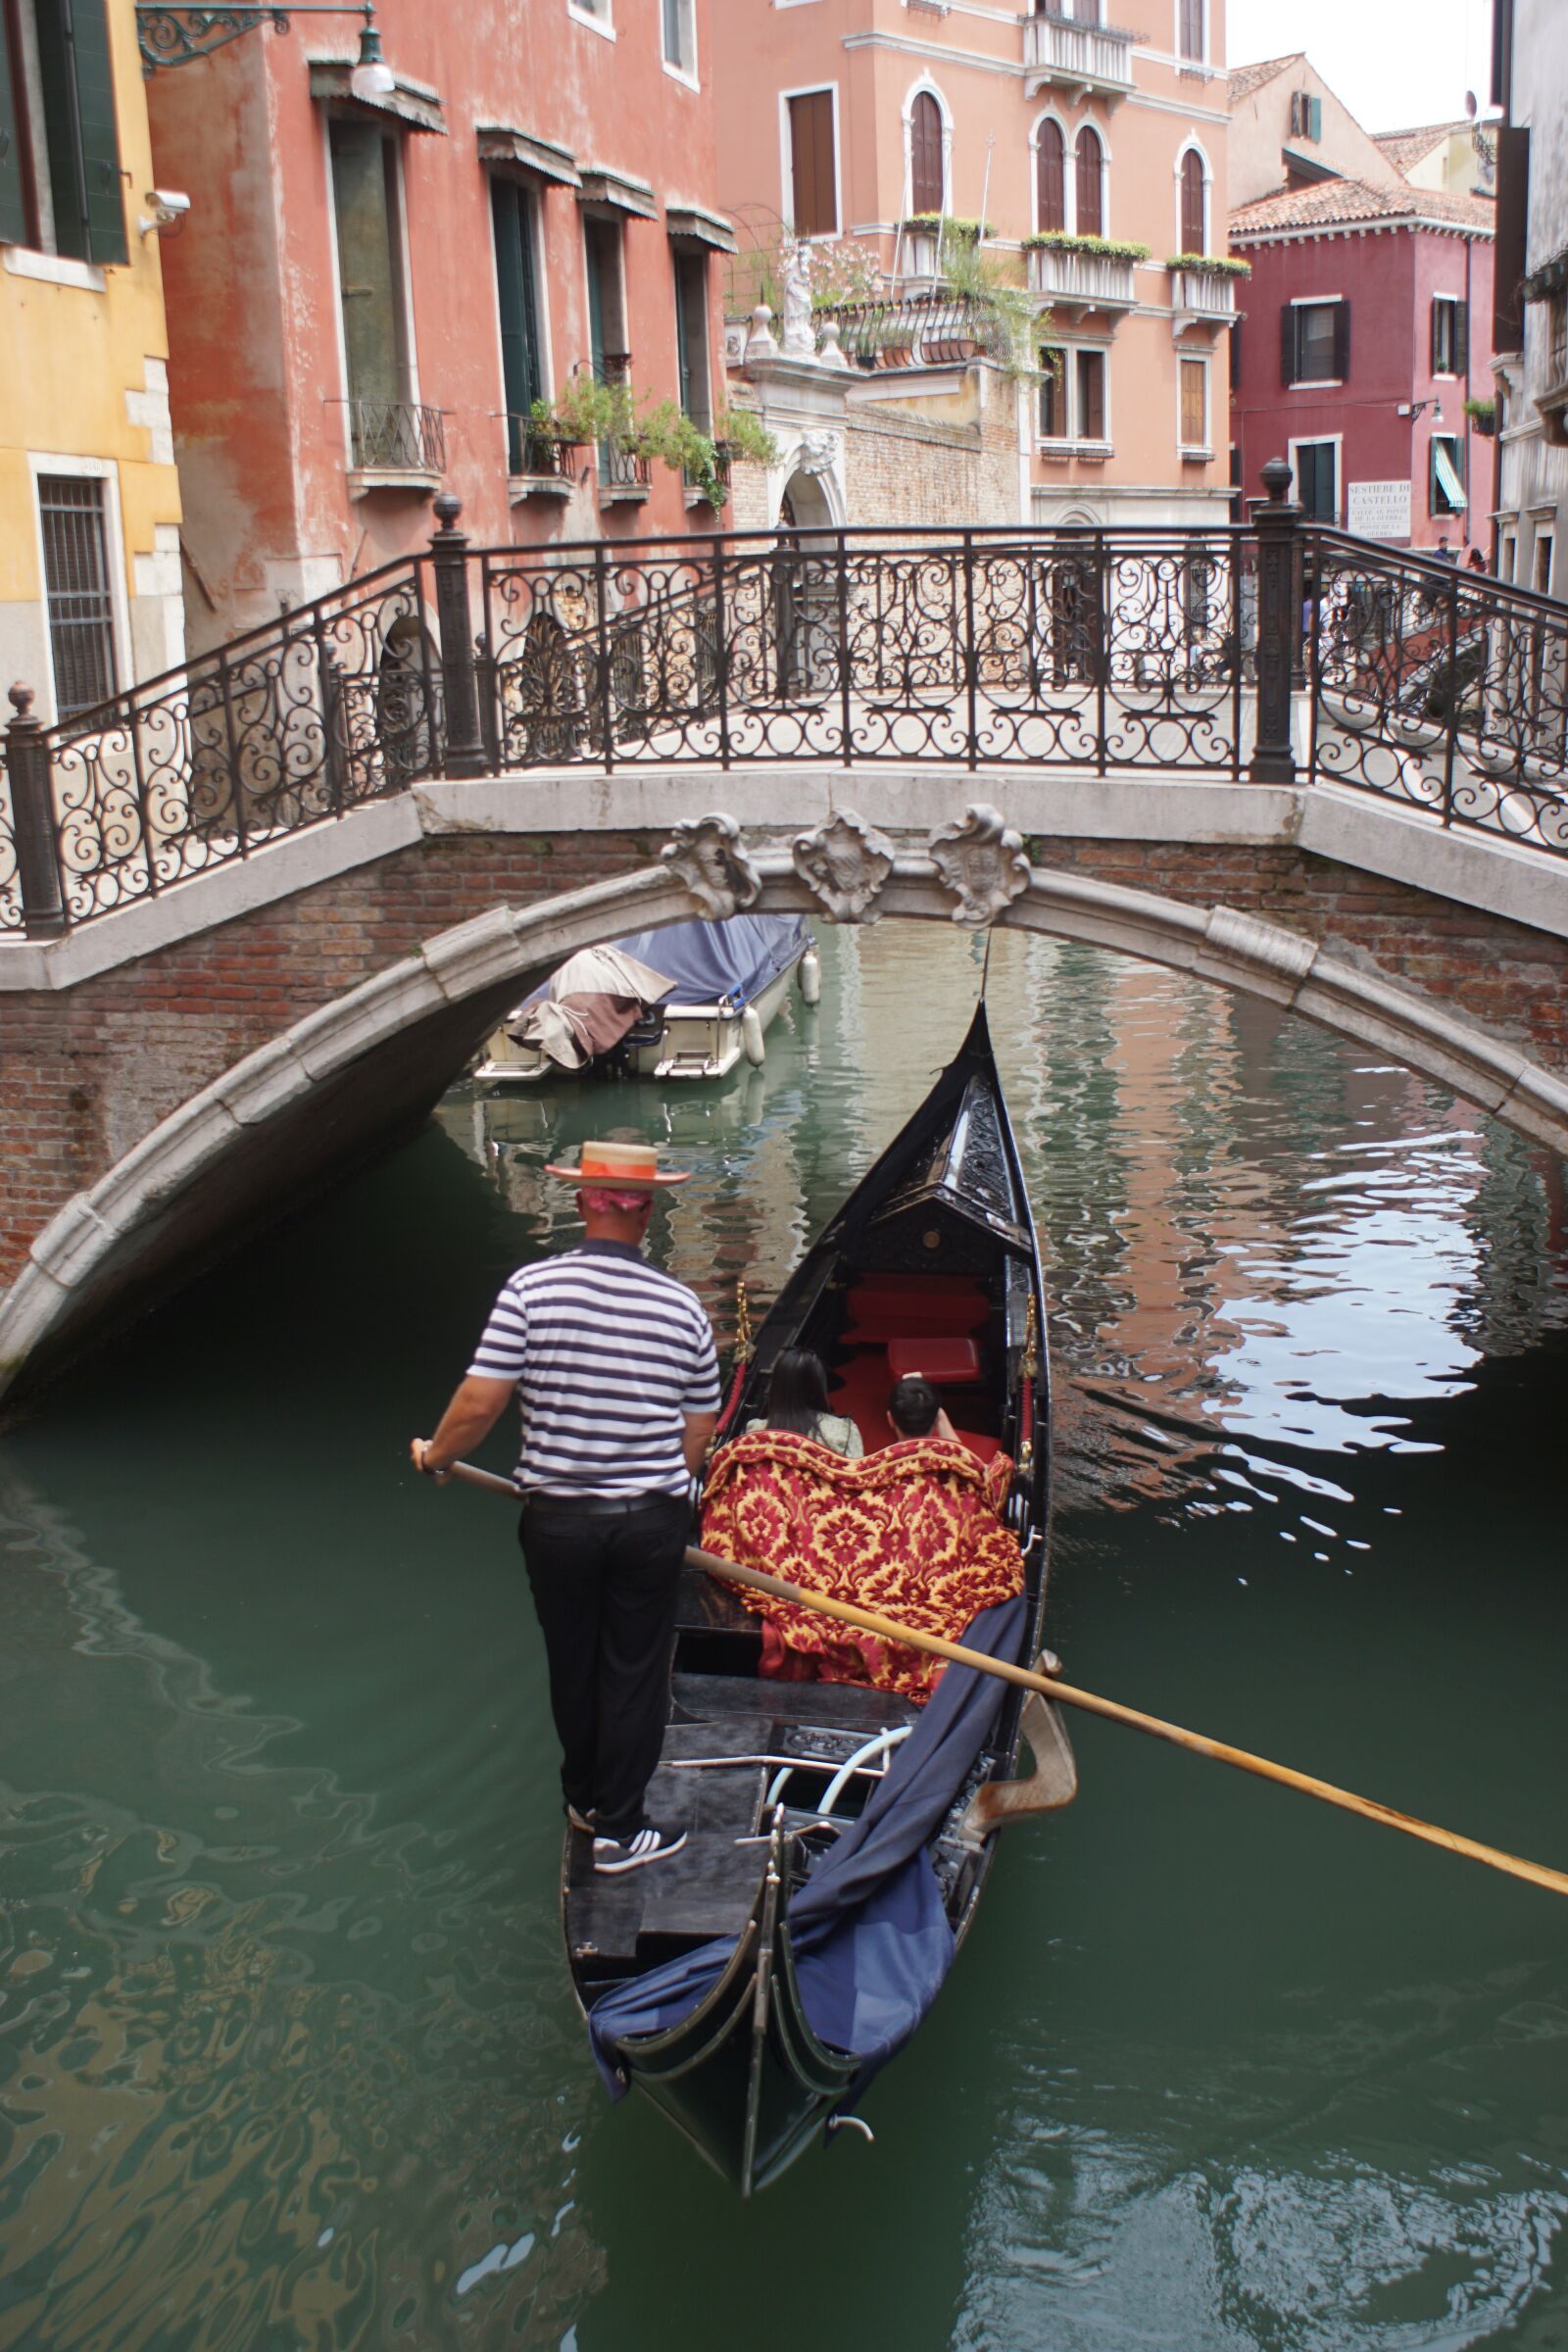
[1021,230,1152,261]
[528,373,636,450]
[899,213,996,243]
[1164,253,1252,277]
[935,225,1042,385]
[715,408,781,469]
[1463,396,1497,435]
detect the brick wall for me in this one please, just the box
[4,829,1566,1293]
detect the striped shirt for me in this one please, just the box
[467,1241,720,1497]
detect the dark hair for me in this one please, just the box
[888,1374,940,1438]
[766,1348,833,1437]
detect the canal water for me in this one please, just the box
[2,923,1566,2352]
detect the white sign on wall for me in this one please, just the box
[1346,480,1413,541]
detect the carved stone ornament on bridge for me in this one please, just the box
[660,813,761,920]
[792,810,897,924]
[927,805,1033,928]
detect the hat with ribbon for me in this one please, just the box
[543,1138,692,1190]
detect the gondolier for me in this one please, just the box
[412,1139,719,1875]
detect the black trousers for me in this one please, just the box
[517,1494,689,1840]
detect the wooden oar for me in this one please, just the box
[430,1463,1568,1900]
[686,1545,1568,1902]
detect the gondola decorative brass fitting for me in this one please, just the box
[734,1278,755,1360]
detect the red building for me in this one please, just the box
[145,0,733,650]
[1230,174,1494,554]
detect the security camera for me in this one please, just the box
[140,190,191,236]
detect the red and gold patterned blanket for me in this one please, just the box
[700,1427,1022,1702]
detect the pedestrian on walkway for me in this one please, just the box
[413,1139,719,1875]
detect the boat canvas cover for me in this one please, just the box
[515,917,809,1021]
[507,944,675,1070]
[587,1594,1025,2100]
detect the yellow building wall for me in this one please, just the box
[0,0,183,712]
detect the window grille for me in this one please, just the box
[37,474,117,720]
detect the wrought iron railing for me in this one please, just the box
[599,435,653,497]
[506,419,584,483]
[343,399,448,473]
[4,483,1566,939]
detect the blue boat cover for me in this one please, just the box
[586,1595,1027,2102]
[523,915,809,1013]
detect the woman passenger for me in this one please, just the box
[747,1348,864,1458]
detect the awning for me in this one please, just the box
[576,167,659,220]
[477,125,580,188]
[308,62,446,133]
[665,203,738,254]
[1433,441,1468,513]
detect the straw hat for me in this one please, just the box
[543,1138,692,1189]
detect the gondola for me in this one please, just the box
[561,1003,1072,2193]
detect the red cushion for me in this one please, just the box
[888,1336,980,1383]
[841,1275,989,1346]
[954,1429,1002,1463]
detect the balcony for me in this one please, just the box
[813,293,993,372]
[507,423,582,502]
[1027,239,1140,312]
[1023,9,1136,104]
[600,436,652,504]
[343,400,447,498]
[1168,266,1242,339]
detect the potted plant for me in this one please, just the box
[1463,396,1497,437]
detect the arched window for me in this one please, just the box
[1075,127,1103,238]
[909,92,944,216]
[1180,149,1206,255]
[1036,120,1065,234]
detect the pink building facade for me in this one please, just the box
[1228,58,1495,555]
[146,0,733,650]
[711,0,1236,532]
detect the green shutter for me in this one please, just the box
[1,20,27,243]
[68,0,125,265]
[34,0,126,266]
[492,177,543,471]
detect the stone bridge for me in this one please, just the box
[2,488,1565,1403]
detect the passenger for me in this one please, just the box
[746,1347,864,1458]
[885,1371,956,1446]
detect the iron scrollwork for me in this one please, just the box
[135,8,295,69]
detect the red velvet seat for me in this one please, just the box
[887,1336,980,1384]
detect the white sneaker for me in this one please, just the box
[593,1824,688,1876]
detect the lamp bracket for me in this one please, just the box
[136,6,371,73]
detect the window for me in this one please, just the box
[583,213,627,382]
[329,118,413,461]
[662,0,695,76]
[1037,345,1108,444]
[1179,149,1206,256]
[1076,348,1105,441]
[787,89,837,237]
[1429,433,1466,517]
[1430,296,1467,376]
[1283,298,1348,385]
[1178,0,1203,62]
[908,91,944,217]
[492,177,545,473]
[1180,355,1207,449]
[1534,530,1555,598]
[37,473,117,718]
[1039,347,1065,438]
[1500,530,1517,584]
[1292,439,1338,521]
[1036,120,1065,235]
[1075,126,1103,239]
[0,0,125,263]
[1289,90,1322,141]
[569,0,612,23]
[673,248,710,429]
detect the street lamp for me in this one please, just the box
[1396,397,1445,422]
[136,4,395,90]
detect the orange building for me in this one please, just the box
[712,0,1236,531]
[143,0,734,649]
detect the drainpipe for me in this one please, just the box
[1463,232,1476,562]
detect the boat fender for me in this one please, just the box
[799,949,821,1006]
[742,1004,766,1066]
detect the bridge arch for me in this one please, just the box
[3,850,1565,1405]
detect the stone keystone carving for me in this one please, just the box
[927,805,1032,928]
[661,813,761,921]
[793,810,896,925]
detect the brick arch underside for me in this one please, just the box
[3,850,1566,1406]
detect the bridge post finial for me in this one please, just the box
[1249,457,1302,787]
[428,498,488,780]
[6,682,68,940]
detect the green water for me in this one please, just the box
[2,924,1566,2351]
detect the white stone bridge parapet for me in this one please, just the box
[2,488,1566,1401]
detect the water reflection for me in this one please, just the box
[2,921,1565,2350]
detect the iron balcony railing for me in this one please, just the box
[506,419,583,485]
[343,399,448,473]
[4,500,1566,939]
[813,293,998,371]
